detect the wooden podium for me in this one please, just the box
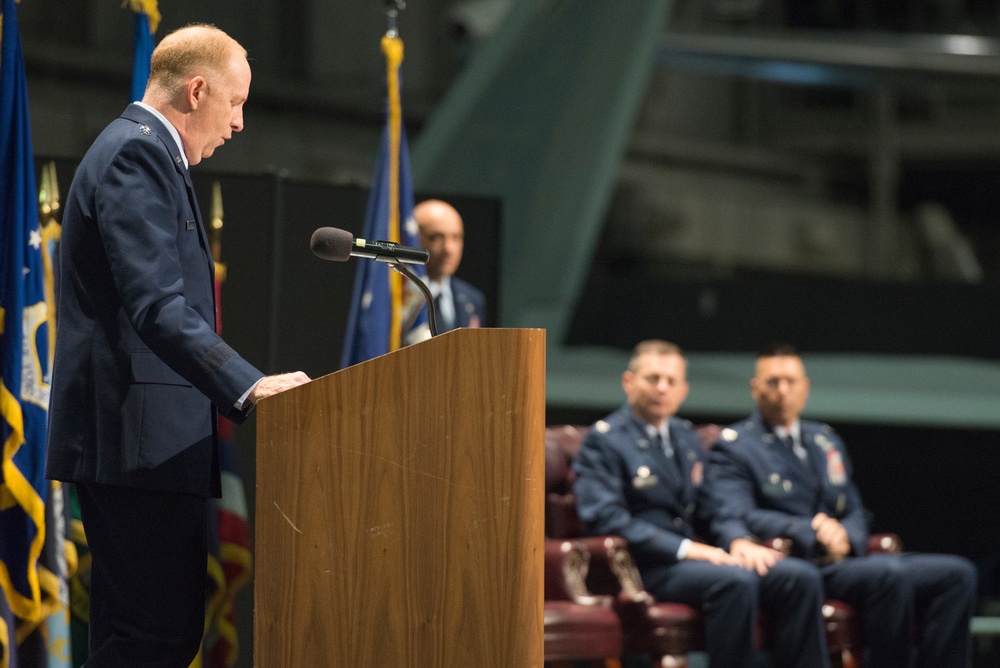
[254,328,545,666]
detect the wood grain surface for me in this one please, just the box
[255,328,545,666]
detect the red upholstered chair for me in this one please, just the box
[578,535,702,667]
[544,538,623,668]
[545,425,700,666]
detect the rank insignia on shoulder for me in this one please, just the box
[594,420,610,434]
[139,125,151,136]
[721,428,738,442]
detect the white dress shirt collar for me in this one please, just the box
[134,101,189,169]
[773,421,801,444]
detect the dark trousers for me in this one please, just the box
[78,482,208,668]
[822,552,977,668]
[644,557,829,668]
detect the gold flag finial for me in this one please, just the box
[210,181,226,282]
[38,161,63,365]
[39,161,60,224]
[210,180,224,262]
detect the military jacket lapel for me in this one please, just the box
[802,425,849,514]
[624,416,691,515]
[757,420,822,507]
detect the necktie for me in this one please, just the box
[432,293,449,331]
[782,434,809,465]
[433,293,444,331]
[653,432,682,488]
[434,292,454,331]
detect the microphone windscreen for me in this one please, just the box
[310,227,353,262]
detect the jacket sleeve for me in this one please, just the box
[705,441,818,553]
[572,429,686,564]
[826,434,870,556]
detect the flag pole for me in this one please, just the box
[384,0,405,37]
[381,0,407,350]
[339,0,428,366]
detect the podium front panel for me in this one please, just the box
[255,328,545,666]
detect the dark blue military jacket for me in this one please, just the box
[573,405,709,569]
[46,104,264,497]
[705,412,869,560]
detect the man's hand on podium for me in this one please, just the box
[250,371,311,404]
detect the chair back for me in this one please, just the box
[544,425,590,539]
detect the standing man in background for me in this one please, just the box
[413,199,486,331]
[707,342,977,668]
[573,340,829,667]
[46,24,310,667]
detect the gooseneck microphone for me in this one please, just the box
[310,226,429,265]
[309,226,439,337]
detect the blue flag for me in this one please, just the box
[131,11,154,102]
[340,35,426,368]
[126,1,159,102]
[1,0,53,653]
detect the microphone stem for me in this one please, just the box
[389,262,439,337]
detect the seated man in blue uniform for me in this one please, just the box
[706,343,977,668]
[573,340,830,667]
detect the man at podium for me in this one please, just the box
[45,24,309,668]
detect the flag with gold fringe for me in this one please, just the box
[198,183,253,668]
[1,1,73,665]
[340,27,427,368]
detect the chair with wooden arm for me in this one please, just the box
[544,538,623,668]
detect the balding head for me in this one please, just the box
[413,199,465,281]
[141,24,252,166]
[146,24,246,99]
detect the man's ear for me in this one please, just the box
[621,370,634,397]
[186,76,208,109]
